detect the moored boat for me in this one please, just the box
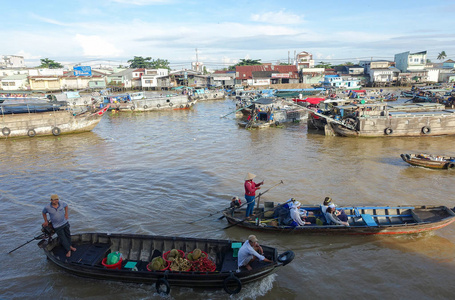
[38,232,294,295]
[222,204,455,235]
[102,92,197,112]
[400,153,455,169]
[1,101,109,138]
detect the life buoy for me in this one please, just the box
[223,273,242,294]
[155,278,170,295]
[157,104,161,108]
[27,129,36,137]
[169,102,173,107]
[384,127,393,135]
[277,250,295,266]
[2,127,11,136]
[52,127,61,136]
[143,105,148,109]
[180,105,184,108]
[421,126,431,134]
[448,163,455,169]
[130,106,135,110]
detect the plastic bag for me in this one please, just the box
[107,251,122,265]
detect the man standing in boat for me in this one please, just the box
[42,194,76,258]
[244,173,263,219]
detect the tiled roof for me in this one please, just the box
[236,65,298,79]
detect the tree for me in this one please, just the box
[315,61,332,69]
[127,56,170,70]
[437,51,447,61]
[38,58,63,69]
[227,59,262,70]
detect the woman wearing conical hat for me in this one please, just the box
[244,172,264,219]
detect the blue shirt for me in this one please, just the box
[42,202,68,228]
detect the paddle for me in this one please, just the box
[255,180,284,211]
[8,233,45,254]
[188,200,250,224]
[224,196,292,230]
[220,104,252,118]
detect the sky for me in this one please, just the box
[1,0,454,70]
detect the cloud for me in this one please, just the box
[110,0,172,5]
[74,34,123,57]
[251,10,303,25]
[30,13,71,26]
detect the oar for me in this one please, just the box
[256,180,284,211]
[220,104,252,118]
[224,197,292,230]
[8,233,45,254]
[217,200,251,220]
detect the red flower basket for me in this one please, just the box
[163,250,185,264]
[101,257,123,270]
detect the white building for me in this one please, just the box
[0,55,25,68]
[394,51,427,72]
[295,51,315,71]
[0,74,28,90]
[141,68,169,88]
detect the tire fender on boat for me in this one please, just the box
[186,104,189,108]
[130,106,135,110]
[155,278,170,295]
[180,105,184,108]
[277,250,295,266]
[422,126,431,134]
[169,102,173,107]
[448,163,455,169]
[143,105,148,109]
[275,121,280,126]
[52,127,61,136]
[223,273,242,294]
[27,129,36,137]
[157,104,161,108]
[384,127,393,135]
[2,127,11,136]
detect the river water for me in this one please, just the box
[1,98,455,299]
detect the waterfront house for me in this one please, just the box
[0,74,28,91]
[210,70,235,87]
[443,59,455,69]
[235,65,299,86]
[141,68,170,89]
[295,51,315,70]
[394,51,427,72]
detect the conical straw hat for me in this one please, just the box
[245,172,256,180]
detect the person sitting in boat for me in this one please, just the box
[237,235,272,271]
[230,196,242,208]
[289,201,311,226]
[273,198,295,225]
[321,197,348,224]
[325,204,349,226]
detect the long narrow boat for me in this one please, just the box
[38,232,294,295]
[1,101,109,138]
[222,204,455,235]
[401,153,455,169]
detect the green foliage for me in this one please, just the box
[437,51,447,61]
[128,56,170,70]
[38,58,63,69]
[315,61,332,69]
[228,58,262,70]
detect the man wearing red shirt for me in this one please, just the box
[244,172,264,218]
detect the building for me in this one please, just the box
[0,55,25,68]
[295,51,315,71]
[394,51,427,72]
[322,75,361,89]
[443,59,455,69]
[210,70,235,87]
[0,74,29,90]
[235,65,299,86]
[141,68,170,89]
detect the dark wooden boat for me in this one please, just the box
[38,232,294,295]
[401,153,455,169]
[222,204,455,235]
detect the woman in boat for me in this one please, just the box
[244,173,263,219]
[321,197,348,223]
[290,201,311,226]
[237,235,272,271]
[325,204,349,226]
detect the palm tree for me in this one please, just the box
[437,51,447,61]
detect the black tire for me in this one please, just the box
[84,100,88,104]
[223,273,242,294]
[155,278,170,295]
[157,104,161,108]
[186,104,189,108]
[73,102,77,105]
[2,127,11,136]
[448,163,455,169]
[130,106,135,110]
[275,121,280,126]
[277,250,295,266]
[384,127,393,135]
[405,154,411,160]
[169,102,173,107]
[422,126,431,134]
[27,129,36,137]
[52,127,61,136]
[180,105,184,108]
[143,105,148,109]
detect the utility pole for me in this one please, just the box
[288,51,290,64]
[195,48,199,73]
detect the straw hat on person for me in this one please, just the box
[248,235,258,243]
[51,194,59,200]
[244,172,256,181]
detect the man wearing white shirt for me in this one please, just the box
[237,235,272,271]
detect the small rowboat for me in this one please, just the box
[222,204,455,235]
[401,153,455,169]
[38,232,294,295]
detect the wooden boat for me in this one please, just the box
[222,204,455,235]
[400,153,455,169]
[1,101,109,139]
[105,93,197,112]
[38,232,294,295]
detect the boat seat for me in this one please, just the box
[361,214,378,226]
[64,243,111,265]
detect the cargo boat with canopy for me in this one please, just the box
[37,232,294,295]
[222,203,455,235]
